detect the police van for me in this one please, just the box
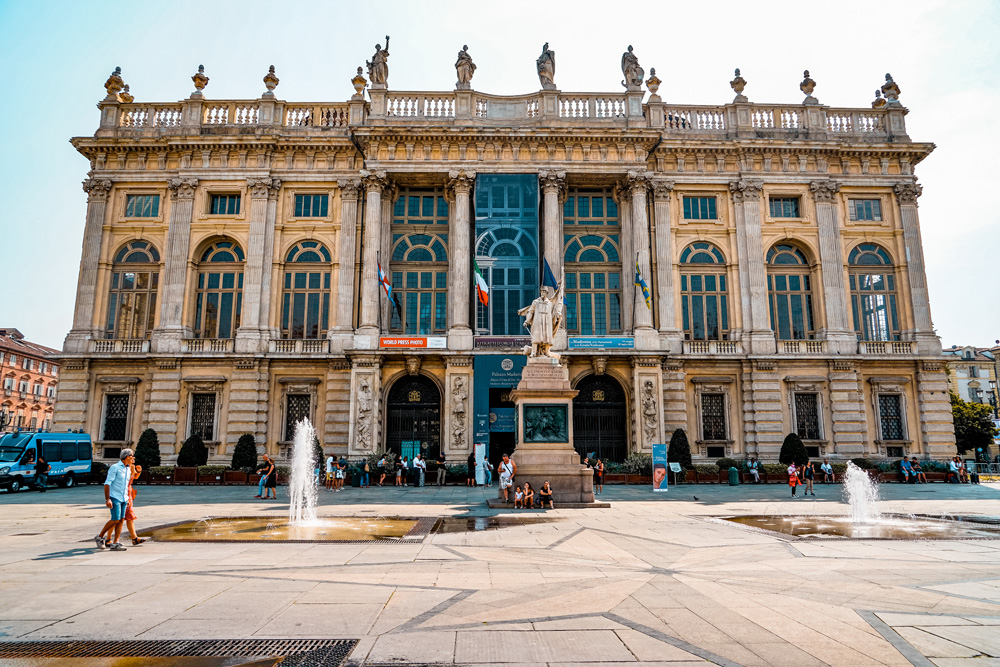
[0,432,93,492]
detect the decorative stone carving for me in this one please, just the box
[641,379,657,445]
[166,177,197,200]
[625,169,650,194]
[447,169,476,196]
[262,65,279,97]
[894,182,922,206]
[729,179,763,203]
[355,375,373,450]
[338,178,362,200]
[366,36,390,86]
[591,356,608,376]
[519,280,565,360]
[651,179,675,202]
[360,169,388,193]
[730,68,747,103]
[536,42,556,90]
[538,169,566,196]
[104,67,124,101]
[871,89,886,109]
[405,356,422,376]
[810,180,841,202]
[646,68,661,99]
[119,84,134,104]
[191,65,209,97]
[455,45,476,89]
[82,178,113,201]
[246,177,278,199]
[621,45,644,90]
[351,67,368,100]
[799,69,818,105]
[881,73,901,106]
[451,375,468,449]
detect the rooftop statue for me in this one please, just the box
[104,66,124,101]
[519,272,565,360]
[730,68,748,103]
[621,45,644,90]
[881,73,901,106]
[871,89,886,109]
[799,69,818,105]
[455,45,476,89]
[367,36,390,86]
[536,42,556,90]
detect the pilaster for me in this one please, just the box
[627,171,658,349]
[379,184,397,333]
[51,359,90,433]
[348,355,382,456]
[331,179,362,351]
[914,360,958,458]
[151,177,198,353]
[894,182,941,355]
[356,170,389,349]
[810,181,856,354]
[539,170,567,350]
[65,178,113,352]
[444,356,473,455]
[235,177,280,354]
[448,171,476,350]
[660,359,687,435]
[147,358,183,454]
[227,358,269,453]
[730,179,775,354]
[631,356,663,453]
[740,360,784,459]
[651,179,682,353]
[828,360,869,457]
[324,358,352,453]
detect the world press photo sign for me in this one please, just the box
[379,337,447,349]
[567,336,635,349]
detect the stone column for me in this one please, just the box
[539,170,567,278]
[810,181,856,354]
[730,180,775,354]
[260,184,280,339]
[65,178,113,352]
[628,171,658,349]
[828,360,868,457]
[617,189,633,333]
[331,179,361,350]
[661,359,687,435]
[151,177,199,353]
[651,179,681,353]
[379,185,397,333]
[236,177,279,354]
[356,170,388,347]
[448,171,476,350]
[894,182,940,355]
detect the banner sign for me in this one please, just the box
[489,407,515,432]
[652,443,668,492]
[474,337,530,349]
[567,336,635,349]
[380,337,447,348]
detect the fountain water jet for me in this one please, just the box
[288,418,318,524]
[843,461,882,524]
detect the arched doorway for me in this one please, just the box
[573,374,628,462]
[385,375,441,461]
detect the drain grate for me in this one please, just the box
[0,639,355,664]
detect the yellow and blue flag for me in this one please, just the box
[635,260,651,309]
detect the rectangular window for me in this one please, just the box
[969,366,979,378]
[701,393,727,440]
[563,190,619,226]
[878,394,904,440]
[769,197,800,218]
[682,196,718,220]
[102,394,129,441]
[848,199,882,221]
[189,393,217,441]
[3,378,13,390]
[285,394,311,441]
[210,194,241,215]
[794,393,821,440]
[294,194,329,218]
[125,194,160,218]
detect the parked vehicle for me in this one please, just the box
[0,432,93,492]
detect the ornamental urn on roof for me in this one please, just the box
[799,69,818,105]
[104,66,124,101]
[881,73,901,106]
[262,65,279,97]
[646,68,661,101]
[351,67,368,100]
[119,84,133,104]
[871,89,886,108]
[730,68,748,103]
[191,64,209,98]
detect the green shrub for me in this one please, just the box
[177,435,208,467]
[779,433,809,466]
[621,453,652,476]
[446,464,468,477]
[831,463,848,474]
[603,460,623,474]
[716,457,740,471]
[197,465,228,475]
[231,433,257,472]
[134,428,161,469]
[849,457,878,469]
[667,428,692,469]
[149,466,174,476]
[763,463,788,476]
[693,464,719,475]
[275,466,291,477]
[90,461,109,481]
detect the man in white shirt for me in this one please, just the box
[820,459,834,483]
[414,454,427,487]
[498,453,517,503]
[325,455,335,491]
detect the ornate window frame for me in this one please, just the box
[783,375,828,454]
[201,188,246,220]
[118,189,165,223]
[868,375,911,457]
[845,193,890,227]
[182,377,226,454]
[277,377,321,455]
[691,376,734,457]
[95,376,140,452]
[288,190,333,222]
[678,193,723,224]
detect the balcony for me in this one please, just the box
[858,341,916,355]
[269,339,330,355]
[779,340,827,354]
[90,339,149,354]
[683,340,743,355]
[182,338,234,354]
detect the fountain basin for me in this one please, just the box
[719,514,1000,540]
[139,516,429,543]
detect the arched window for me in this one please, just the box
[281,241,332,339]
[389,233,448,335]
[475,227,538,335]
[766,243,815,340]
[194,240,245,339]
[679,242,729,341]
[105,240,160,340]
[848,243,900,341]
[564,233,621,334]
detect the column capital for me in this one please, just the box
[360,169,389,193]
[167,176,198,200]
[82,178,113,202]
[809,180,841,202]
[651,178,675,202]
[447,169,476,196]
[246,177,279,199]
[538,169,567,195]
[729,179,763,203]
[624,169,651,195]
[337,178,362,201]
[893,181,922,206]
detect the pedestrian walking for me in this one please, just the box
[787,462,800,498]
[482,458,493,487]
[466,451,476,487]
[325,454,335,491]
[377,455,387,486]
[263,457,277,499]
[498,453,516,503]
[124,462,148,546]
[34,456,50,492]
[397,456,406,486]
[95,449,134,551]
[360,459,371,487]
[802,460,815,496]
[436,452,447,486]
[595,459,604,495]
[254,454,271,498]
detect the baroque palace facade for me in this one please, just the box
[54,51,956,465]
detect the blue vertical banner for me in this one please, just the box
[652,443,668,492]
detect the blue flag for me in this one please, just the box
[542,258,559,291]
[635,261,651,309]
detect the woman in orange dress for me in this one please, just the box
[787,463,800,498]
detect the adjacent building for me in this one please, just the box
[54,53,956,465]
[943,345,999,415]
[1,329,60,432]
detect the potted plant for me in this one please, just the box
[227,433,257,484]
[275,465,291,485]
[134,428,161,483]
[603,461,625,484]
[174,434,208,484]
[667,429,692,484]
[149,465,174,484]
[197,465,228,484]
[88,461,109,485]
[622,453,652,485]
[694,464,720,483]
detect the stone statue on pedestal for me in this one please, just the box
[367,36,390,86]
[518,275,565,360]
[621,45,644,90]
[536,42,556,90]
[455,45,476,89]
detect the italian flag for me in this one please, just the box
[474,259,489,307]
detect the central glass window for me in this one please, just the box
[849,243,900,341]
[125,194,160,218]
[106,240,160,340]
[281,242,332,339]
[680,242,729,341]
[563,189,621,335]
[194,241,244,339]
[769,197,800,218]
[682,196,717,220]
[294,194,329,218]
[767,243,815,340]
[390,188,450,335]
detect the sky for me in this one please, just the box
[0,0,997,351]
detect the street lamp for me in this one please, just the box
[989,380,998,419]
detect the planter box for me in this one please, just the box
[136,469,151,485]
[603,474,626,485]
[625,474,653,485]
[248,473,263,486]
[223,471,248,485]
[198,473,224,485]
[149,473,173,485]
[276,473,289,485]
[173,467,197,484]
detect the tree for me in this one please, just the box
[951,393,998,457]
[231,433,257,471]
[177,434,208,467]
[134,428,161,469]
[667,428,692,469]
[779,433,809,466]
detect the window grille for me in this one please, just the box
[102,394,129,441]
[189,393,216,441]
[878,394,904,440]
[701,393,727,440]
[794,393,821,440]
[285,394,311,441]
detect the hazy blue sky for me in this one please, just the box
[0,0,996,350]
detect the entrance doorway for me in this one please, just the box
[572,374,628,463]
[385,375,441,461]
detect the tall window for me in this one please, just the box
[125,194,160,218]
[794,393,821,440]
[564,189,621,335]
[102,394,129,441]
[194,241,244,339]
[766,243,815,340]
[878,394,905,440]
[285,394,311,441]
[281,241,332,339]
[701,394,727,440]
[390,234,448,334]
[848,243,900,341]
[189,393,216,440]
[680,242,729,341]
[106,240,160,340]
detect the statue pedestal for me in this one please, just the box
[504,357,597,506]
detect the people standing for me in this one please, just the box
[415,454,427,487]
[498,453,516,503]
[436,451,447,486]
[466,451,476,487]
[397,456,407,486]
[335,457,347,491]
[595,459,604,495]
[263,456,277,499]
[325,454,335,491]
[34,455,50,492]
[361,458,371,488]
[482,458,493,487]
[95,449,134,551]
[802,460,815,496]
[124,463,148,546]
[377,455,387,486]
[255,454,272,498]
[787,462,799,498]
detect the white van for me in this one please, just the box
[0,432,93,492]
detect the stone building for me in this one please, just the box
[943,345,998,415]
[1,328,60,433]
[54,54,956,465]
